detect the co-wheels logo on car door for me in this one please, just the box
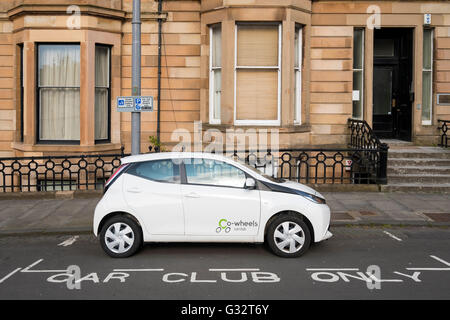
[216,219,258,233]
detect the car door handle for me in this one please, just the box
[126,188,142,194]
[184,192,200,198]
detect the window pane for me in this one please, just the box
[295,27,300,69]
[236,69,278,121]
[128,160,180,183]
[40,88,80,140]
[422,71,432,122]
[211,26,221,68]
[39,45,80,87]
[213,69,221,120]
[95,46,110,140]
[95,46,110,87]
[237,25,278,66]
[294,70,301,123]
[352,71,363,119]
[353,29,364,69]
[95,88,109,140]
[185,159,246,188]
[423,29,432,70]
[39,45,80,141]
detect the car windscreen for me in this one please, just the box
[237,161,285,183]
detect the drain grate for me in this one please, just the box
[422,213,450,222]
[331,212,355,221]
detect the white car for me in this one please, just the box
[93,152,332,258]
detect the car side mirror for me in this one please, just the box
[245,177,256,190]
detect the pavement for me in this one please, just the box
[0,191,449,236]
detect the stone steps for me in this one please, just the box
[388,166,450,175]
[388,174,450,184]
[384,143,450,193]
[381,183,450,193]
[388,149,450,159]
[388,158,450,167]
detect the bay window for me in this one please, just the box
[235,23,281,125]
[38,44,81,142]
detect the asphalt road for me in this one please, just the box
[0,226,449,300]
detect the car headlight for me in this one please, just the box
[295,190,326,204]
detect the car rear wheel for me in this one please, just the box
[266,214,311,258]
[100,215,142,258]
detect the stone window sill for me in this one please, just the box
[201,123,311,133]
[11,142,124,154]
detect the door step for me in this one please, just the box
[381,184,450,193]
[385,145,450,192]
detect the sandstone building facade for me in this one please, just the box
[0,0,449,156]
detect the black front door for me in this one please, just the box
[373,28,413,141]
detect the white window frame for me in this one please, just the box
[209,24,221,125]
[422,28,433,126]
[294,26,303,125]
[352,28,364,120]
[234,23,282,126]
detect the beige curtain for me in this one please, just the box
[95,46,110,140]
[237,25,278,67]
[236,25,279,121]
[39,45,80,141]
[236,69,278,120]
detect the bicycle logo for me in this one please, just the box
[216,219,231,233]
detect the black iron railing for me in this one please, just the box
[0,148,127,193]
[438,119,449,148]
[231,147,385,185]
[348,118,389,184]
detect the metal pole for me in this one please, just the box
[157,0,163,147]
[131,0,141,155]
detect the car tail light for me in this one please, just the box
[105,163,129,190]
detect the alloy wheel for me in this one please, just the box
[273,221,305,254]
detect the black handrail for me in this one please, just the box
[438,119,449,148]
[348,118,389,184]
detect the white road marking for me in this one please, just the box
[58,236,79,247]
[209,268,261,272]
[0,268,21,284]
[306,268,360,271]
[430,255,450,267]
[21,259,67,273]
[383,231,403,242]
[407,255,450,271]
[113,269,164,272]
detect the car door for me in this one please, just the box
[181,157,261,236]
[122,159,184,235]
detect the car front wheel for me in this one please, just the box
[100,215,142,258]
[266,214,311,258]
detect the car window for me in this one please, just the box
[127,159,180,183]
[184,158,246,188]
